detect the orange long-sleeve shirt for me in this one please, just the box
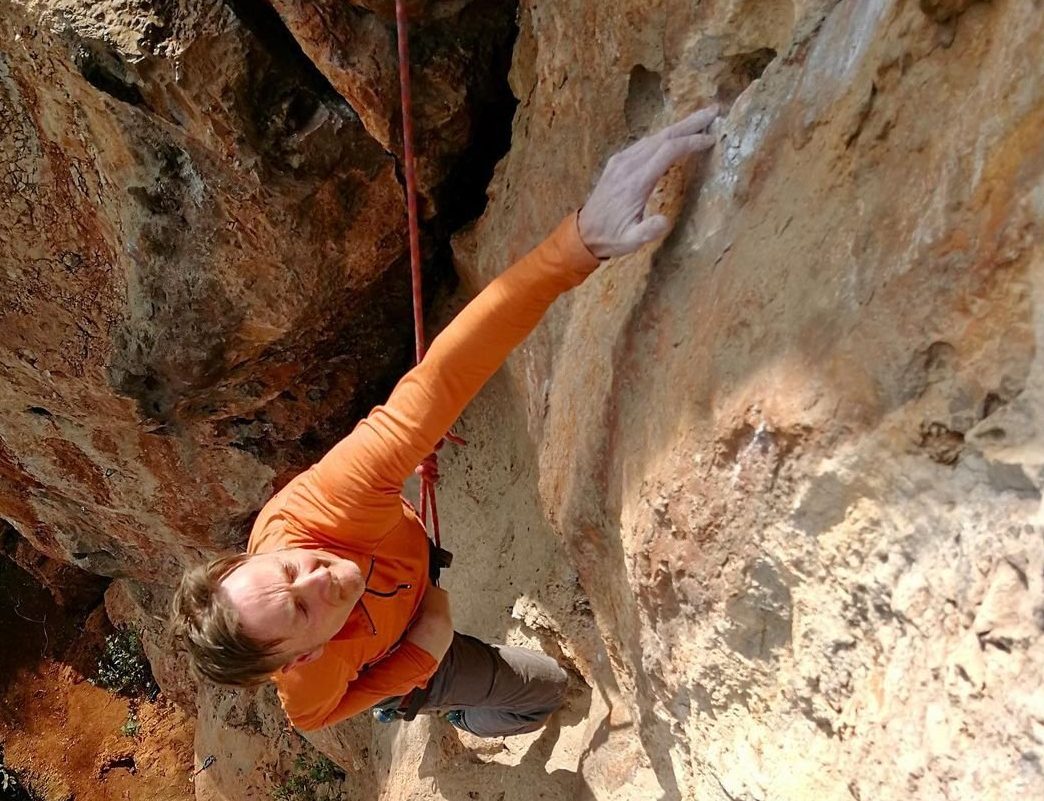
[247,213,599,731]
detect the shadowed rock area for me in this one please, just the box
[0,0,515,578]
[2,0,1043,800]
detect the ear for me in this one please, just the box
[280,645,325,673]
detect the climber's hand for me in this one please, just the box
[578,105,719,259]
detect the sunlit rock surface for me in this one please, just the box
[451,0,1043,797]
[2,0,1042,799]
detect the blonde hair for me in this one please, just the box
[171,553,286,687]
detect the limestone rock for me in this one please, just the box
[0,0,414,579]
[266,0,517,209]
[191,682,372,801]
[3,0,1044,799]
[451,0,1043,797]
[0,0,512,580]
[105,578,198,711]
[973,558,1040,642]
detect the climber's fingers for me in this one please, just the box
[611,106,718,196]
[578,104,720,259]
[656,104,720,142]
[638,133,716,195]
[619,104,719,163]
[620,214,671,250]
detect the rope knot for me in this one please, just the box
[416,451,441,485]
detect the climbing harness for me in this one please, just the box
[394,0,460,589]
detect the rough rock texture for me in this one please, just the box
[3,0,1043,800]
[0,0,511,579]
[267,0,517,212]
[0,0,407,579]
[1,520,107,607]
[449,0,1043,798]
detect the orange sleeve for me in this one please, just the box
[282,213,600,546]
[278,642,438,731]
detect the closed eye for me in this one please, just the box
[283,562,298,581]
[295,600,308,619]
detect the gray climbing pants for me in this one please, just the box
[378,632,569,738]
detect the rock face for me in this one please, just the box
[0,0,512,578]
[267,0,517,212]
[450,0,1043,798]
[1,0,403,577]
[2,0,1043,800]
[1,520,107,607]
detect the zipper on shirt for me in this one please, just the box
[357,598,378,636]
[363,556,413,598]
[358,556,414,635]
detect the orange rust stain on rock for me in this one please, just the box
[130,431,184,532]
[0,439,42,527]
[932,228,972,259]
[972,104,1044,259]
[89,429,121,460]
[42,437,112,506]
[0,570,194,801]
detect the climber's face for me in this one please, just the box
[219,549,364,670]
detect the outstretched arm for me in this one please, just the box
[288,107,719,543]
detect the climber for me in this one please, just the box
[171,105,719,736]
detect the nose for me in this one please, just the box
[295,566,329,601]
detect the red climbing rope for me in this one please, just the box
[395,0,425,367]
[394,1,463,552]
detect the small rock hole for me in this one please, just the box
[919,0,980,23]
[716,48,777,106]
[99,753,137,777]
[73,44,144,107]
[977,426,1007,442]
[625,65,665,137]
[981,392,1005,419]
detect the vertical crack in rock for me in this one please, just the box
[223,0,345,109]
[102,3,403,433]
[254,0,518,217]
[412,1,520,304]
[213,0,521,440]
[425,1,520,230]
